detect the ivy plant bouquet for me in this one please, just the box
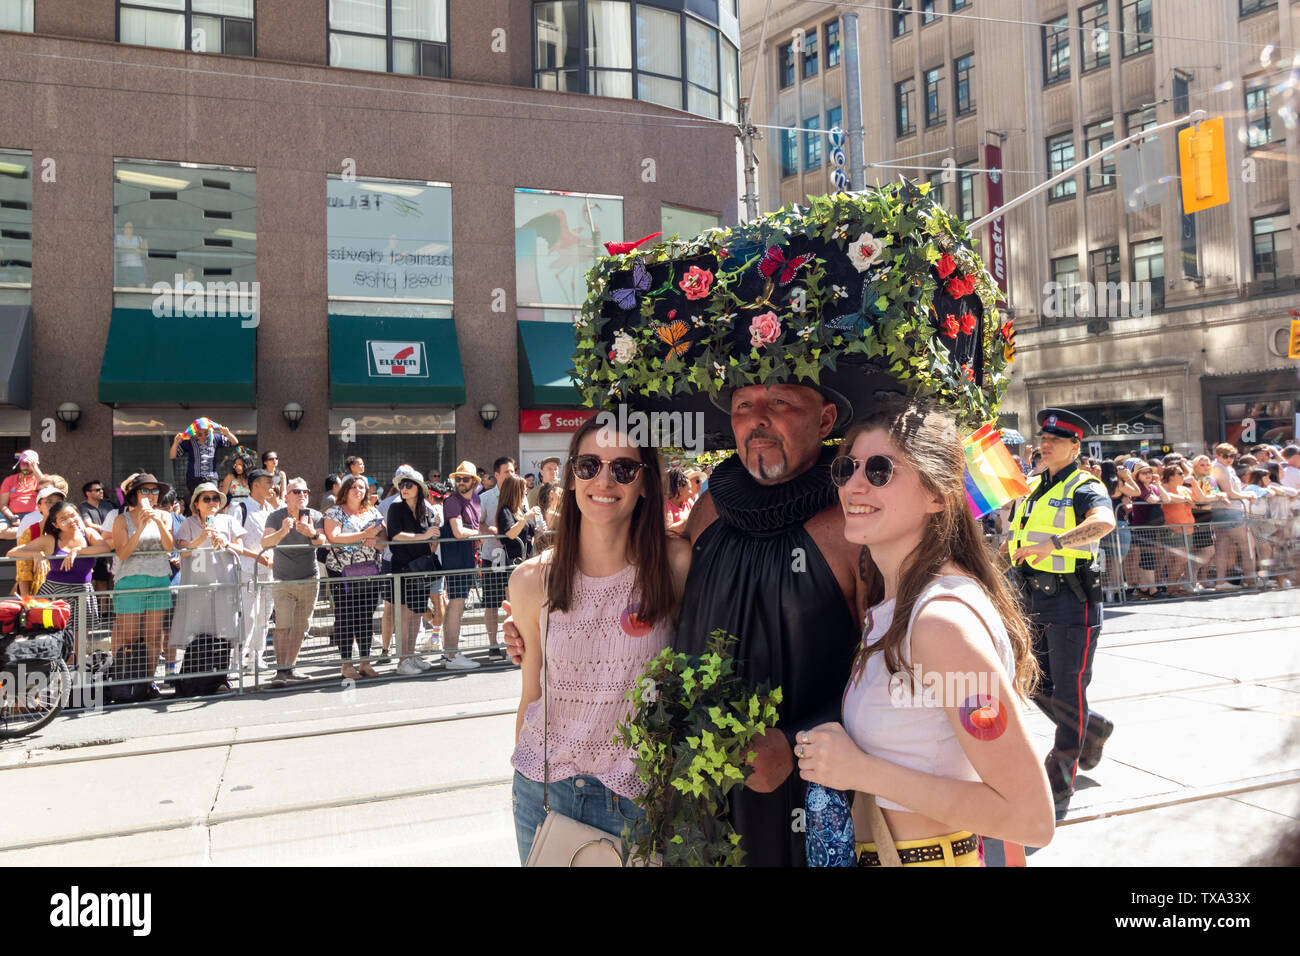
[614,630,782,867]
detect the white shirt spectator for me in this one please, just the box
[479,484,503,564]
[1282,462,1300,492]
[236,497,277,581]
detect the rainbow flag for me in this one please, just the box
[963,423,1030,518]
[183,416,220,444]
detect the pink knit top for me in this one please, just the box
[511,562,673,799]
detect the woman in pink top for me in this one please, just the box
[509,416,692,864]
[793,398,1055,865]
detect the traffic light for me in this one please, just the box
[1289,317,1300,360]
[1178,117,1228,213]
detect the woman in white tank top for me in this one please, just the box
[795,398,1056,866]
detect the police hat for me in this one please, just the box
[1037,407,1093,442]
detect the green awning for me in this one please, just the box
[99,307,255,404]
[517,320,582,406]
[329,314,465,405]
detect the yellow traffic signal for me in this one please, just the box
[1178,117,1228,213]
[1289,317,1300,360]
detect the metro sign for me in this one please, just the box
[368,340,428,378]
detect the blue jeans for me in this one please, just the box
[511,770,645,865]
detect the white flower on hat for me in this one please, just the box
[611,332,637,364]
[847,232,888,272]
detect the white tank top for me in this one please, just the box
[842,574,1016,813]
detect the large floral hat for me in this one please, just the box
[571,180,1014,449]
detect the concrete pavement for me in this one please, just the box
[1,590,1296,866]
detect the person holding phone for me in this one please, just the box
[171,483,258,657]
[112,474,177,680]
[263,478,327,685]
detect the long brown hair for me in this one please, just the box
[546,415,673,626]
[498,474,526,521]
[844,398,1039,701]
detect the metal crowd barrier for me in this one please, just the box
[985,513,1297,604]
[0,528,524,711]
[9,510,1293,711]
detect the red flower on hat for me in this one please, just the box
[960,311,977,335]
[941,314,960,339]
[945,273,976,298]
[936,252,957,279]
[608,349,617,361]
[678,266,714,301]
[961,364,975,382]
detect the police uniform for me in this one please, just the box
[1007,408,1115,804]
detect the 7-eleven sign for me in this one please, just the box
[368,341,428,377]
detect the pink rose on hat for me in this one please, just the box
[678,265,714,300]
[749,311,782,348]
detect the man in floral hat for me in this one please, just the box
[670,383,875,866]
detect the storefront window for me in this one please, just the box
[1222,397,1294,446]
[515,188,623,318]
[327,175,453,312]
[112,159,256,307]
[112,407,258,494]
[661,204,720,241]
[329,408,456,483]
[1067,401,1164,450]
[0,149,33,297]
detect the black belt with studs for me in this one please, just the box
[857,833,980,867]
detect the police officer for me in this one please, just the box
[1007,407,1117,806]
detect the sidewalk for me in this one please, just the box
[1023,590,1300,865]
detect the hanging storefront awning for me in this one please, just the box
[0,305,32,407]
[329,314,465,405]
[518,320,582,407]
[99,308,256,404]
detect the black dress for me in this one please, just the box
[675,446,860,866]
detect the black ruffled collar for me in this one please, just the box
[707,446,839,537]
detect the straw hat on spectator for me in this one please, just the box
[188,481,227,510]
[447,461,480,485]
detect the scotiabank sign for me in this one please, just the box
[519,409,597,433]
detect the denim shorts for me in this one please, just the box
[511,770,645,866]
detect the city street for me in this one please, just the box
[2,591,1296,867]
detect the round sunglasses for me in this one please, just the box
[830,455,895,488]
[569,455,646,484]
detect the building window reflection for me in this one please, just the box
[328,0,449,78]
[112,160,256,300]
[119,0,255,56]
[0,150,33,293]
[0,0,34,32]
[533,1,740,122]
[515,187,623,321]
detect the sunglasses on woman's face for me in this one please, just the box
[569,455,645,484]
[399,480,418,490]
[198,495,221,504]
[138,487,160,495]
[830,455,895,488]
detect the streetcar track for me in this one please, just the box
[4,668,1297,770]
[2,767,1296,855]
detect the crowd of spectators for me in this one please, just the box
[1006,440,1300,598]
